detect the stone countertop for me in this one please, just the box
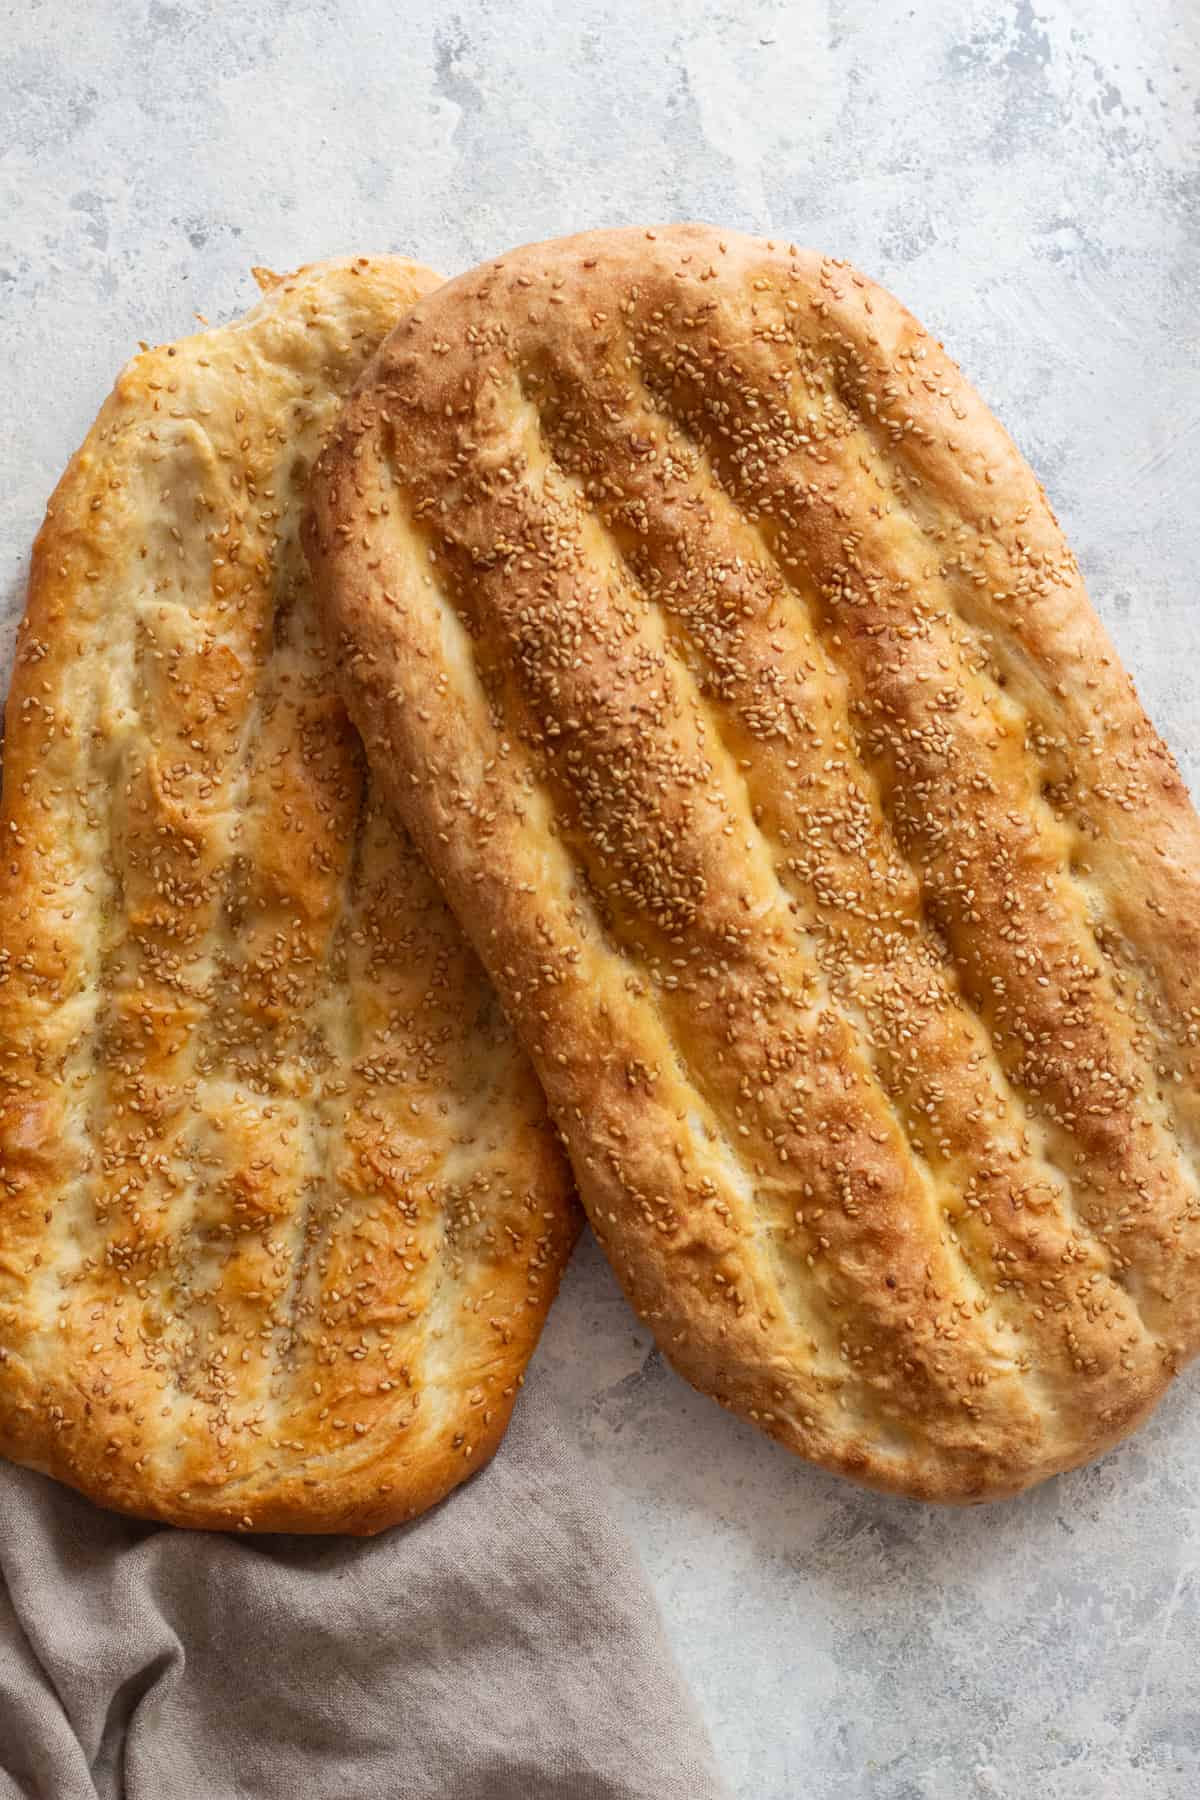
[2,2,1197,1795]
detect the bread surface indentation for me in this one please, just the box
[0,256,578,1534]
[307,224,1200,1503]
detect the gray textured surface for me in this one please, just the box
[1,2,1197,1795]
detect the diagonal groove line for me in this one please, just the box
[656,595,1116,1391]
[268,663,368,1388]
[495,373,1037,1435]
[1066,879,1200,1155]
[619,343,1183,1327]
[308,778,472,1448]
[71,424,255,1421]
[152,602,323,1404]
[398,488,858,1416]
[810,374,1200,1209]
[652,606,1013,1389]
[520,371,1084,1409]
[157,627,275,1400]
[805,325,1200,1174]
[201,666,273,1084]
[920,596,1200,1161]
[21,420,220,1397]
[270,880,348,1384]
[751,507,1169,1292]
[51,586,136,1315]
[543,348,1157,1359]
[115,442,292,1403]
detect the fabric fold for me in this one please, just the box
[0,1391,729,1800]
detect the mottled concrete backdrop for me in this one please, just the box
[2,2,1198,1795]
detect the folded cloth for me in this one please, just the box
[0,1389,729,1800]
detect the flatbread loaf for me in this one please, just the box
[307,224,1200,1502]
[0,258,577,1533]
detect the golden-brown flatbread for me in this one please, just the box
[307,224,1200,1503]
[0,257,577,1533]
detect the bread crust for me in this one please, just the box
[307,225,1200,1503]
[0,258,577,1533]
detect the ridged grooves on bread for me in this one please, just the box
[308,226,1200,1500]
[0,258,577,1532]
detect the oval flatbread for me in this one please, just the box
[0,258,577,1533]
[308,224,1200,1502]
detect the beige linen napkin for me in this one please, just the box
[0,1389,729,1799]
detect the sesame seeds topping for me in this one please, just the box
[311,225,1200,1502]
[0,258,575,1533]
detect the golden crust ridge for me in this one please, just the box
[307,225,1200,1502]
[0,256,578,1533]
